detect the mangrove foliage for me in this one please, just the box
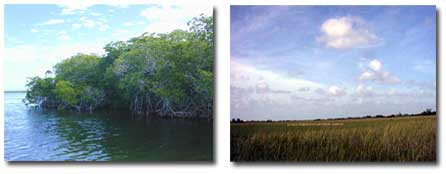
[24,15,214,119]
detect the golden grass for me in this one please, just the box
[231,115,436,162]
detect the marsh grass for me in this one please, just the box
[231,116,436,162]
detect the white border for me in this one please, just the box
[1,0,444,174]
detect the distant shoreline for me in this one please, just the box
[231,112,437,123]
[4,91,26,93]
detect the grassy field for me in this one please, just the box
[231,115,436,162]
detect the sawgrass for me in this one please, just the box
[231,115,436,162]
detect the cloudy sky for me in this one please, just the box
[231,6,436,120]
[4,4,211,91]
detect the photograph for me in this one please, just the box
[230,5,437,162]
[4,4,214,161]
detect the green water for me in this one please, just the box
[4,92,213,161]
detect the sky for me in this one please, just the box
[230,6,437,120]
[4,4,212,91]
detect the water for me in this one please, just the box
[4,92,213,161]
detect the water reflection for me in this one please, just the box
[4,93,213,161]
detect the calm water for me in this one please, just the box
[4,92,213,161]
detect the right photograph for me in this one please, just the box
[230,5,437,162]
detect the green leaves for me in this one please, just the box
[196,69,214,97]
[24,15,214,118]
[54,80,78,107]
[54,54,101,86]
[24,76,55,106]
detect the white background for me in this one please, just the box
[0,0,444,173]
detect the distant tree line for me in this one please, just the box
[230,108,437,123]
[24,15,214,119]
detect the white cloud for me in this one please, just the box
[59,35,71,40]
[231,59,323,91]
[112,29,130,37]
[316,86,346,97]
[359,59,400,84]
[72,23,82,29]
[4,43,105,90]
[378,71,400,83]
[90,12,103,17]
[355,84,376,97]
[124,22,135,26]
[59,4,93,15]
[140,4,212,33]
[38,19,65,25]
[111,29,141,41]
[5,43,104,63]
[108,4,130,9]
[406,80,436,90]
[298,87,310,92]
[359,70,400,83]
[80,16,95,28]
[124,21,145,27]
[231,59,323,106]
[369,59,382,71]
[144,22,185,34]
[74,16,109,31]
[57,31,71,40]
[328,86,346,96]
[31,28,38,33]
[318,16,378,49]
[97,23,109,31]
[359,71,374,80]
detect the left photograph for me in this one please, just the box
[4,4,214,161]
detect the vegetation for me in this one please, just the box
[231,108,437,123]
[24,15,214,119]
[231,114,436,162]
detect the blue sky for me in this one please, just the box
[230,6,436,120]
[4,4,211,91]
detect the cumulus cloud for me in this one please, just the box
[38,19,65,25]
[369,59,382,71]
[355,84,376,97]
[359,70,400,83]
[140,4,212,33]
[316,85,346,97]
[318,16,378,49]
[31,28,38,33]
[359,59,400,83]
[353,84,435,105]
[328,86,346,96]
[359,71,373,80]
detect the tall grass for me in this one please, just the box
[231,116,436,162]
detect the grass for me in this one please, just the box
[231,115,436,162]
